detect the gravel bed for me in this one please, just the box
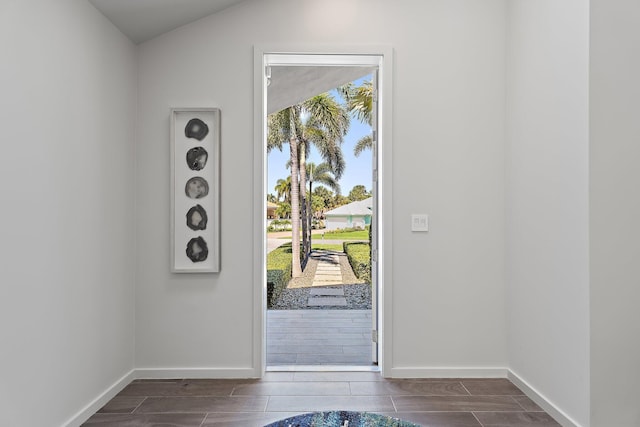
[270,283,372,310]
[269,250,372,310]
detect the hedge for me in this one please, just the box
[343,241,371,284]
[266,244,293,307]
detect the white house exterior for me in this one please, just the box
[324,197,372,231]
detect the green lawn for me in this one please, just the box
[321,229,369,240]
[273,229,368,240]
[311,243,343,251]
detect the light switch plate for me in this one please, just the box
[411,214,429,232]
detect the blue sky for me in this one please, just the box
[267,76,373,199]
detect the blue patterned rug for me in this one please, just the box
[264,411,420,427]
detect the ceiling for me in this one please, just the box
[88,0,249,44]
[88,0,375,113]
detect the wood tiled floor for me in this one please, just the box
[82,374,561,426]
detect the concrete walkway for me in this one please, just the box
[307,251,348,307]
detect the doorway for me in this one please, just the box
[253,48,393,375]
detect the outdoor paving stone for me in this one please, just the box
[309,288,345,296]
[307,297,348,306]
[317,263,339,267]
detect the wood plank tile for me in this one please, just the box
[261,372,296,382]
[97,396,145,413]
[512,395,545,411]
[266,395,395,412]
[134,396,268,413]
[117,379,243,396]
[81,377,561,426]
[81,413,206,426]
[350,380,469,396]
[461,379,524,395]
[473,411,561,426]
[232,381,351,396]
[292,372,384,382]
[393,395,523,412]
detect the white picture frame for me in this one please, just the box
[170,108,220,273]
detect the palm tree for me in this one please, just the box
[348,184,371,202]
[305,162,340,248]
[297,94,349,258]
[313,186,336,209]
[340,80,374,157]
[274,176,292,203]
[268,94,349,274]
[353,134,373,157]
[268,106,304,277]
[275,202,291,219]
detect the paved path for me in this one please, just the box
[307,251,348,307]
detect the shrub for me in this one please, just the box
[267,219,292,232]
[343,241,371,284]
[266,243,293,307]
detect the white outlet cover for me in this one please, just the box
[411,214,429,232]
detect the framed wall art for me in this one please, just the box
[170,108,220,273]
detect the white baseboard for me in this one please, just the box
[134,367,261,379]
[63,369,135,427]
[389,367,509,378]
[508,370,583,427]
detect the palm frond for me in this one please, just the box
[354,134,373,157]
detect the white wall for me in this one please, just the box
[590,1,640,425]
[505,1,590,426]
[0,1,137,426]
[136,0,508,373]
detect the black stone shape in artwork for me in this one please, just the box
[184,118,209,141]
[185,176,209,199]
[186,204,208,231]
[186,146,208,171]
[186,236,208,263]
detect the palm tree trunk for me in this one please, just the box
[308,180,313,252]
[289,134,302,278]
[299,142,310,260]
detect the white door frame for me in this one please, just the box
[252,45,394,377]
